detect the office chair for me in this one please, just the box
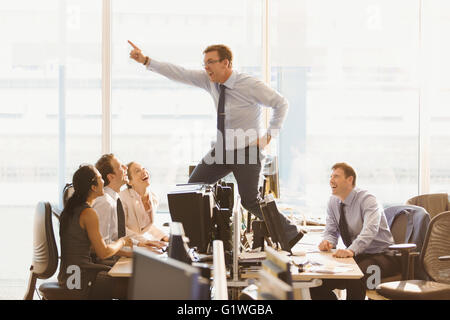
[63,183,74,207]
[365,205,430,300]
[406,193,449,220]
[376,211,450,300]
[24,201,110,300]
[384,205,431,281]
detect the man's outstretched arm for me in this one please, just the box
[128,40,211,90]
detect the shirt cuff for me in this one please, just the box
[347,243,361,256]
[322,236,337,248]
[147,58,160,71]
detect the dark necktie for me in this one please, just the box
[216,84,226,162]
[339,202,352,248]
[117,198,126,238]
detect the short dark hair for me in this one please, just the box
[332,162,356,187]
[203,44,233,67]
[95,154,115,187]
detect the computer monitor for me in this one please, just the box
[168,222,194,265]
[257,270,293,300]
[257,246,293,300]
[262,246,293,285]
[128,247,209,300]
[262,155,280,199]
[260,195,297,253]
[167,184,215,253]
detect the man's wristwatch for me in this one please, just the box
[143,56,149,66]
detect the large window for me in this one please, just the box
[1,0,448,299]
[425,1,450,193]
[272,0,421,215]
[111,0,263,210]
[0,0,102,299]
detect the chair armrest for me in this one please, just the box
[80,263,111,273]
[389,244,417,280]
[78,263,112,298]
[438,256,450,261]
[389,243,417,251]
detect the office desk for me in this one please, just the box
[109,229,363,280]
[108,256,211,278]
[241,229,363,281]
[240,251,363,281]
[108,257,133,277]
[109,250,363,280]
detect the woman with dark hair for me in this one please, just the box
[58,164,132,299]
[120,162,168,251]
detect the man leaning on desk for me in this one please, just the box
[310,162,400,300]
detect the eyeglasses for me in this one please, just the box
[202,59,223,67]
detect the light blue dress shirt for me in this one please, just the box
[323,188,395,256]
[147,59,289,150]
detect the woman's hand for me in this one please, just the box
[138,240,166,250]
[120,236,133,248]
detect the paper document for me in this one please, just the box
[239,251,267,260]
[308,266,353,274]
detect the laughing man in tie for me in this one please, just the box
[311,162,400,300]
[128,41,303,246]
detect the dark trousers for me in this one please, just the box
[188,147,298,240]
[90,271,129,300]
[309,253,401,300]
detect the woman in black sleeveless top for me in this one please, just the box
[58,164,133,299]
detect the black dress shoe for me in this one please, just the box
[288,230,305,249]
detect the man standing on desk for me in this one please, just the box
[128,41,302,246]
[310,162,400,300]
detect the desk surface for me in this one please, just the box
[108,257,133,277]
[109,229,363,280]
[240,251,363,281]
[240,230,363,280]
[109,251,363,280]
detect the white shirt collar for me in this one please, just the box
[222,70,237,89]
[104,186,119,201]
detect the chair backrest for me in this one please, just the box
[384,205,430,249]
[384,205,431,280]
[406,193,449,220]
[420,211,450,284]
[63,184,74,208]
[31,202,60,279]
[390,213,409,244]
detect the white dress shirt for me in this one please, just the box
[92,186,119,244]
[119,187,167,244]
[147,59,289,150]
[323,188,395,256]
